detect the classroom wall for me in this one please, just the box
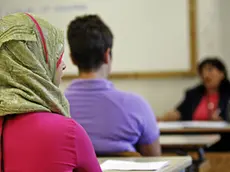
[60,0,229,116]
[219,0,230,71]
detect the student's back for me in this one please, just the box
[0,13,101,171]
[66,15,161,156]
[66,79,160,155]
[2,112,101,172]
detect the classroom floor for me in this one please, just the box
[200,152,230,172]
[164,152,230,172]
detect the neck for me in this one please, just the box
[207,88,218,94]
[78,72,105,79]
[78,65,110,79]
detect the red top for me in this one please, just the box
[193,93,219,121]
[0,112,102,172]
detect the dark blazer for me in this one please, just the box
[176,79,230,121]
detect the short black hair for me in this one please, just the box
[198,57,228,79]
[67,15,113,72]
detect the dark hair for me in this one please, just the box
[197,57,228,79]
[67,15,113,72]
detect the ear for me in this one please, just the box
[70,53,78,66]
[103,48,111,64]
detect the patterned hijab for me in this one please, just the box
[0,13,70,117]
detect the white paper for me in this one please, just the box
[158,121,228,129]
[100,160,169,171]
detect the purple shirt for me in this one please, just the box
[65,79,159,154]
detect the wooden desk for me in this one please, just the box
[160,134,221,149]
[159,122,230,152]
[99,156,192,172]
[159,122,230,134]
[160,135,220,172]
[160,127,230,134]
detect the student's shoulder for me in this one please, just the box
[45,113,87,141]
[27,112,88,149]
[64,81,76,95]
[49,113,84,133]
[115,90,149,108]
[27,112,83,133]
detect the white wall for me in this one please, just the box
[219,0,230,70]
[60,0,229,116]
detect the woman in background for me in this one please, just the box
[0,13,101,171]
[161,58,230,121]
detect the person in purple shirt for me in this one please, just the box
[65,15,161,156]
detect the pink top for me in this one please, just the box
[193,93,219,121]
[0,112,102,172]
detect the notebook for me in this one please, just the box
[100,160,169,171]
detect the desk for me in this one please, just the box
[99,156,192,172]
[160,127,230,134]
[160,135,220,172]
[159,122,230,134]
[160,135,221,149]
[159,122,230,152]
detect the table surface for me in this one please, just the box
[161,127,230,133]
[99,156,192,172]
[160,134,221,148]
[159,122,230,133]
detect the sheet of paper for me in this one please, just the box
[158,121,228,129]
[100,160,169,171]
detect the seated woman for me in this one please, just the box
[0,13,101,171]
[161,58,230,121]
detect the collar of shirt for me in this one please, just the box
[70,78,114,91]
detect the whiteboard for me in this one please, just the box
[0,0,197,78]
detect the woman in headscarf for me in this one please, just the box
[0,13,102,172]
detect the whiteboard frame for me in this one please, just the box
[63,0,197,79]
